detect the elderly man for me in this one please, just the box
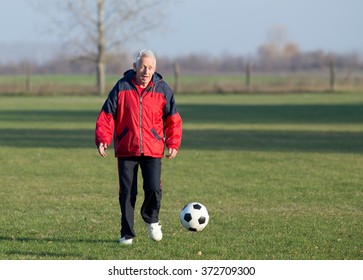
[95,50,182,245]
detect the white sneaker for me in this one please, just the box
[146,222,162,241]
[119,236,133,245]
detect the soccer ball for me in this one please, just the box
[180,202,209,232]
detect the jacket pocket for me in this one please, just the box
[151,128,161,141]
[118,127,129,141]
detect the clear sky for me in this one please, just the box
[0,0,362,62]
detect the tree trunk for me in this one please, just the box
[96,0,106,95]
[97,62,106,95]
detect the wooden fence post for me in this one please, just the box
[329,56,335,92]
[246,62,252,92]
[173,62,180,94]
[25,62,32,92]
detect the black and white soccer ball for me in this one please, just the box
[180,202,209,232]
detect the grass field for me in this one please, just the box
[0,93,362,260]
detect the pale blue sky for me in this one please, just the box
[0,0,362,61]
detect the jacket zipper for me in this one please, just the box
[132,79,159,156]
[139,95,143,154]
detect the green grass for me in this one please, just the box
[0,93,362,260]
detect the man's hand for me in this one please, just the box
[98,143,108,157]
[166,148,178,159]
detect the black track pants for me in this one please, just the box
[117,156,162,239]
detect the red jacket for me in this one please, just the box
[95,70,182,158]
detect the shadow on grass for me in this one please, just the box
[0,236,118,259]
[0,236,116,244]
[0,128,94,148]
[1,104,363,124]
[1,128,362,153]
[4,250,85,259]
[183,129,363,153]
[0,110,97,123]
[0,104,362,153]
[178,104,363,124]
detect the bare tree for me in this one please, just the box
[33,0,170,94]
[267,25,289,50]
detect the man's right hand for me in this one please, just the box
[98,143,108,157]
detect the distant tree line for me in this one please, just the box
[0,46,362,76]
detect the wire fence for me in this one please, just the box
[0,70,362,95]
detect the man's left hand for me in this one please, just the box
[166,148,178,159]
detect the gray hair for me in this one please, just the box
[135,49,156,67]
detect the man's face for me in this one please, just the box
[134,56,156,87]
